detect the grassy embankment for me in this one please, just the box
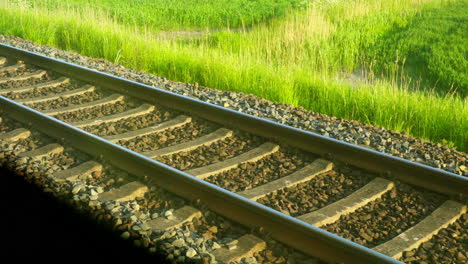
[370,0,467,97]
[0,0,466,151]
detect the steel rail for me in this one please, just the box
[0,43,465,201]
[0,96,401,264]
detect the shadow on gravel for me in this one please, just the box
[0,166,168,262]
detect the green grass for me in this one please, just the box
[0,0,466,151]
[23,0,307,30]
[369,0,468,97]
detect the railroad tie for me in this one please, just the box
[373,200,466,259]
[212,234,266,263]
[297,177,394,226]
[0,70,46,84]
[104,114,191,142]
[147,206,202,233]
[16,84,95,104]
[237,159,333,201]
[18,143,64,159]
[0,62,26,73]
[52,160,103,182]
[143,127,233,158]
[0,77,70,96]
[43,94,124,116]
[184,142,279,180]
[97,181,148,202]
[0,128,31,142]
[71,103,154,128]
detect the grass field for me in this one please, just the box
[0,0,466,151]
[22,0,307,30]
[370,0,467,96]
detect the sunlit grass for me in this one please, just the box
[21,0,307,30]
[369,0,468,96]
[0,0,465,151]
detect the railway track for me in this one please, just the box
[0,43,466,264]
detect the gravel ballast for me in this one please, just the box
[155,132,264,171]
[119,120,218,153]
[0,63,37,79]
[206,149,312,192]
[257,167,374,217]
[53,100,131,122]
[400,213,467,264]
[322,184,446,248]
[0,66,50,89]
[5,77,82,100]
[0,116,22,132]
[0,124,53,153]
[29,91,103,110]
[86,108,178,136]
